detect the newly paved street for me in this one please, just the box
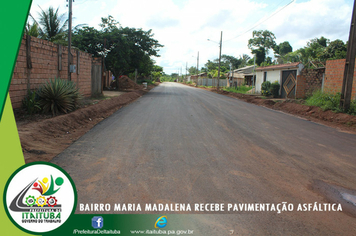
[52,82,356,235]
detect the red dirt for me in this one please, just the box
[118,76,143,90]
[190,84,356,134]
[18,90,147,163]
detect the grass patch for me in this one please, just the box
[198,85,213,88]
[223,86,253,94]
[305,90,356,115]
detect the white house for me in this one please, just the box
[255,62,304,98]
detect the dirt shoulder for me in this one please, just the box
[184,83,356,134]
[17,90,148,163]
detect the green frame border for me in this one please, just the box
[3,162,77,235]
[0,0,32,121]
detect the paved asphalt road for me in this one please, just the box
[52,82,356,235]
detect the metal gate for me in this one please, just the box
[281,70,297,98]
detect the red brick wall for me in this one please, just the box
[296,68,324,99]
[9,35,93,109]
[324,59,356,99]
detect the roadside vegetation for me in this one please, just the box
[22,78,81,116]
[261,81,280,98]
[160,75,176,82]
[305,90,356,115]
[223,86,253,94]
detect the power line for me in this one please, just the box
[224,0,294,43]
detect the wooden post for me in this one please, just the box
[68,0,73,81]
[340,0,356,110]
[58,45,62,78]
[26,35,32,91]
[217,31,223,90]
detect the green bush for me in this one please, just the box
[37,78,81,116]
[261,81,271,96]
[305,90,356,115]
[261,81,280,97]
[305,90,341,112]
[261,81,271,91]
[22,90,41,115]
[270,82,280,98]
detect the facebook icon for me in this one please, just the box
[92,216,104,229]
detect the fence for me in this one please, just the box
[295,68,325,99]
[190,78,228,87]
[9,35,102,109]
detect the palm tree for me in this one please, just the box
[25,20,40,37]
[32,6,68,43]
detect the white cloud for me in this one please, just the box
[29,0,354,75]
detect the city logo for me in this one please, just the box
[154,215,167,228]
[92,216,104,229]
[4,162,77,234]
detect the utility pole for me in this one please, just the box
[67,0,73,81]
[186,62,188,81]
[229,63,233,88]
[340,0,356,111]
[217,31,223,90]
[197,51,199,74]
[253,56,256,92]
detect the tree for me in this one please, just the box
[248,30,276,54]
[188,66,198,75]
[34,6,68,44]
[319,39,347,60]
[251,47,266,66]
[72,15,163,79]
[72,26,102,56]
[301,36,329,63]
[221,55,241,69]
[281,36,330,64]
[240,54,251,67]
[151,65,163,80]
[248,30,276,65]
[274,41,293,64]
[25,21,40,37]
[277,41,292,56]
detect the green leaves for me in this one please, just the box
[22,90,41,115]
[248,30,276,54]
[37,78,81,116]
[72,16,163,78]
[36,6,68,43]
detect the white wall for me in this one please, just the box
[255,64,304,94]
[255,70,281,93]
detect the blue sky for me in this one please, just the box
[29,0,353,75]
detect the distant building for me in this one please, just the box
[226,65,256,87]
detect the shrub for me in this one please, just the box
[305,90,341,112]
[261,81,271,96]
[22,90,41,115]
[305,90,356,115]
[261,81,280,97]
[261,81,271,91]
[270,81,280,98]
[37,78,81,116]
